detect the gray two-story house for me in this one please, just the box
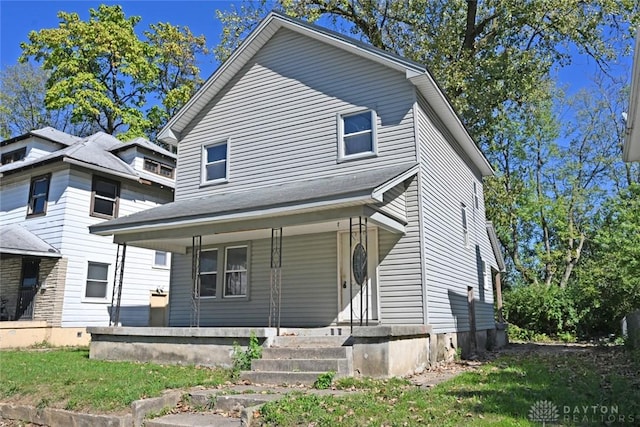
[90,12,503,376]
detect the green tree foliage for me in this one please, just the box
[19,5,208,140]
[571,185,640,335]
[0,63,95,139]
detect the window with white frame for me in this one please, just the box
[338,110,377,160]
[461,203,469,247]
[224,246,248,297]
[482,260,490,291]
[153,251,169,268]
[85,262,109,299]
[202,141,228,183]
[473,181,479,209]
[199,250,218,297]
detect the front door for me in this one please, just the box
[16,258,40,320]
[338,229,378,323]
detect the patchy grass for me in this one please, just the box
[259,345,640,426]
[0,347,230,413]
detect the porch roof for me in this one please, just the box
[0,224,61,258]
[90,162,417,246]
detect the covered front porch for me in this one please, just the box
[90,163,419,332]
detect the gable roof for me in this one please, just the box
[90,162,417,236]
[0,224,61,258]
[0,130,175,188]
[624,28,640,162]
[157,12,493,176]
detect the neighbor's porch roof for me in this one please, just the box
[0,224,61,258]
[90,163,418,253]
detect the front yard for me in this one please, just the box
[0,344,638,425]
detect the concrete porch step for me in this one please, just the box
[271,335,351,347]
[252,357,350,374]
[262,346,351,360]
[144,412,241,427]
[240,370,333,386]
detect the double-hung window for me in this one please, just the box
[202,141,228,184]
[224,246,248,297]
[338,110,377,161]
[91,176,120,219]
[197,245,249,299]
[85,262,109,300]
[199,250,218,297]
[27,174,51,217]
[461,203,469,247]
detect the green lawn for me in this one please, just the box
[259,345,640,426]
[0,345,638,425]
[0,347,230,413]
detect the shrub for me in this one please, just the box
[504,283,578,337]
[231,331,262,378]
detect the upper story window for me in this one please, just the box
[461,203,469,247]
[338,110,377,161]
[144,158,174,178]
[2,147,26,165]
[27,174,51,217]
[202,141,228,184]
[91,176,120,219]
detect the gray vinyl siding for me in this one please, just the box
[175,28,416,200]
[416,94,496,334]
[374,182,407,223]
[169,232,338,327]
[377,177,424,324]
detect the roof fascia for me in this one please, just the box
[371,164,419,201]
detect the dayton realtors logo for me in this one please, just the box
[529,401,637,425]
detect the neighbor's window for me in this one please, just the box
[85,262,109,299]
[224,246,248,297]
[202,141,228,183]
[144,158,174,178]
[461,203,469,247]
[91,176,120,219]
[2,147,26,165]
[154,251,169,268]
[199,249,218,298]
[338,110,377,160]
[27,174,51,217]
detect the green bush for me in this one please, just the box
[504,283,578,337]
[231,331,262,378]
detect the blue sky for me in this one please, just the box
[0,1,633,95]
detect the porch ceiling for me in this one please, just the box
[90,163,417,253]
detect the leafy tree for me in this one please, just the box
[145,23,208,139]
[0,63,95,138]
[19,4,209,140]
[571,184,640,335]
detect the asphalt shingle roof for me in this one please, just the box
[90,162,417,234]
[0,224,61,257]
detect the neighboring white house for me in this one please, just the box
[91,13,503,365]
[0,127,175,346]
[624,28,640,162]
